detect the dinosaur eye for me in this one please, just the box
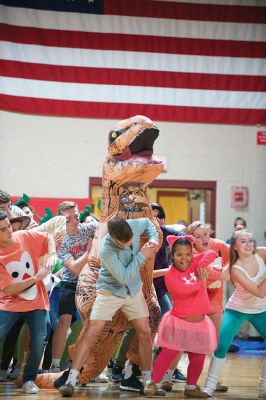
[109,130,121,143]
[26,262,30,269]
[109,125,131,144]
[12,271,19,278]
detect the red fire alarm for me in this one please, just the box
[231,186,249,208]
[257,131,266,145]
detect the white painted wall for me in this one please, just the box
[0,110,265,244]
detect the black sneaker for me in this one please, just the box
[228,343,240,353]
[111,363,123,382]
[172,368,187,382]
[107,359,114,377]
[59,383,74,397]
[54,369,70,389]
[120,375,144,393]
[132,363,142,378]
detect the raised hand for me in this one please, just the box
[88,255,100,268]
[197,268,209,282]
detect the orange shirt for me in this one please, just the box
[209,238,229,266]
[0,230,49,312]
[193,238,229,314]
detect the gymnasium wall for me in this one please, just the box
[1,110,265,244]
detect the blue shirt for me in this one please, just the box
[97,218,158,298]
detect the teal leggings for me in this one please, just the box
[215,309,266,359]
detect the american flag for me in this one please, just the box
[0,0,266,124]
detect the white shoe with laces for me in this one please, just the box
[22,381,39,394]
[93,371,109,383]
[49,365,61,373]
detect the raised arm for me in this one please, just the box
[46,233,57,269]
[196,250,217,269]
[100,248,145,285]
[257,247,266,261]
[153,267,171,278]
[165,268,205,298]
[231,266,266,298]
[142,218,159,248]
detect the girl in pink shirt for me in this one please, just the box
[144,236,217,398]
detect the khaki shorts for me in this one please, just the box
[90,288,149,321]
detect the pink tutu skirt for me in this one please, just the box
[155,311,217,354]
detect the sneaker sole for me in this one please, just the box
[59,388,74,397]
[22,387,39,394]
[143,388,157,396]
[144,390,166,397]
[23,390,38,394]
[215,385,228,392]
[59,391,74,397]
[111,377,122,383]
[120,385,142,393]
[154,390,166,397]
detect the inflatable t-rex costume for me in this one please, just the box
[69,115,165,384]
[31,115,164,388]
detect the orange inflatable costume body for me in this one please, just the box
[71,115,165,383]
[33,115,164,388]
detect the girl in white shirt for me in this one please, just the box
[204,226,266,399]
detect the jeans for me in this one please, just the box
[42,309,58,370]
[158,292,172,317]
[0,309,49,382]
[0,317,25,370]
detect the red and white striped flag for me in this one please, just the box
[0,0,265,124]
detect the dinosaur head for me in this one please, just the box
[101,116,165,219]
[108,115,160,160]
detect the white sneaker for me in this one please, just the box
[203,386,214,397]
[92,371,109,383]
[0,370,7,382]
[22,381,39,394]
[49,365,61,373]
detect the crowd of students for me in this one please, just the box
[0,189,265,399]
